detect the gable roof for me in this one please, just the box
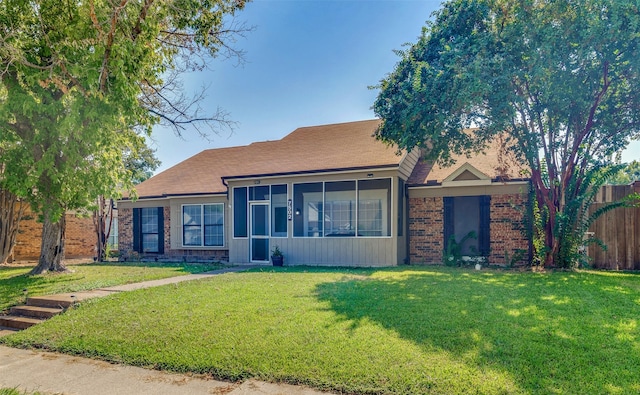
[132,119,406,198]
[408,137,529,185]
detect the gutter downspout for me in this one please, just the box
[221,177,229,200]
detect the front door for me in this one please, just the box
[250,202,270,262]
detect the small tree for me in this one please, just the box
[0,0,249,274]
[374,0,640,268]
[93,143,161,262]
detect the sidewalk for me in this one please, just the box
[0,346,331,394]
[0,265,334,395]
[19,265,262,306]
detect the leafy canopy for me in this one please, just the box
[0,0,248,272]
[374,0,640,267]
[0,0,247,217]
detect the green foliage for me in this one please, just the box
[3,267,640,394]
[0,388,44,395]
[0,0,247,271]
[124,144,162,185]
[373,0,640,268]
[607,160,640,185]
[0,261,218,312]
[270,245,283,257]
[443,231,477,266]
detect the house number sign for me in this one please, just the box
[287,199,293,220]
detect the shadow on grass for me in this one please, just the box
[0,267,52,312]
[249,265,378,275]
[81,261,221,274]
[315,267,640,394]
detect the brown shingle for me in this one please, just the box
[408,136,529,185]
[133,119,406,198]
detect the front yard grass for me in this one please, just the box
[0,261,221,313]
[2,266,640,394]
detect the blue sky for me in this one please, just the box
[150,0,640,174]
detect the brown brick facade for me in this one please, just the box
[409,197,444,263]
[118,206,229,262]
[409,193,530,266]
[489,194,530,266]
[118,207,134,255]
[13,208,95,260]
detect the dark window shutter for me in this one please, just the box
[132,208,141,253]
[443,197,454,251]
[479,195,491,256]
[157,207,165,254]
[397,178,405,236]
[233,187,248,238]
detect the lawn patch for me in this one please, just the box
[0,261,221,312]
[2,267,639,394]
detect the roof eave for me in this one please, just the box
[221,164,401,182]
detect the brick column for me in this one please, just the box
[409,197,444,264]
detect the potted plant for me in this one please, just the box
[271,245,284,266]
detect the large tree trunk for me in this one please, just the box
[0,189,25,264]
[31,212,67,274]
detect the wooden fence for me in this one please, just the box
[588,181,640,270]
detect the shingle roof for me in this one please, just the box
[408,137,529,185]
[132,119,406,198]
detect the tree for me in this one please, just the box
[374,0,640,268]
[93,142,160,262]
[0,0,249,274]
[0,187,25,265]
[608,160,640,185]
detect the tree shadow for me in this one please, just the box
[81,261,220,274]
[315,267,640,394]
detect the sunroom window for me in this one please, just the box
[293,178,391,238]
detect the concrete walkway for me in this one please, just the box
[0,265,335,395]
[0,346,332,394]
[21,265,263,307]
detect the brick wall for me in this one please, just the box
[118,205,229,262]
[409,197,444,263]
[65,214,96,258]
[408,193,530,266]
[13,208,95,260]
[488,194,530,266]
[118,207,133,254]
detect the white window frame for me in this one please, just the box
[181,203,225,247]
[292,177,393,239]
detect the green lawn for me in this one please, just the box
[0,261,220,313]
[2,266,639,394]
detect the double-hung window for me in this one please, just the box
[183,204,224,247]
[133,207,164,253]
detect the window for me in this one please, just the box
[183,204,224,247]
[293,178,392,238]
[107,215,118,249]
[444,196,490,256]
[358,179,391,237]
[293,182,323,237]
[249,185,269,201]
[324,181,356,237]
[233,187,248,238]
[133,207,163,253]
[271,184,287,237]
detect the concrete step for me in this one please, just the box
[27,295,75,309]
[0,326,19,337]
[0,315,44,330]
[10,305,64,319]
